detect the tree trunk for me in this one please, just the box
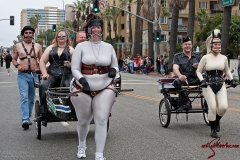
[221,6,232,55]
[148,22,154,58]
[107,20,112,39]
[169,7,179,72]
[114,22,117,39]
[187,0,195,43]
[133,0,142,57]
[128,6,133,43]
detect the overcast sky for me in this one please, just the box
[0,0,77,47]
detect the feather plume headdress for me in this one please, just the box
[206,29,221,54]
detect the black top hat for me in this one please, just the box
[183,36,191,43]
[21,26,35,36]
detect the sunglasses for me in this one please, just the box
[24,32,33,34]
[57,35,67,38]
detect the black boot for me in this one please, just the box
[209,121,218,138]
[216,115,222,132]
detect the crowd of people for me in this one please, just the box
[118,54,169,75]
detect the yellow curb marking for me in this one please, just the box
[122,92,240,112]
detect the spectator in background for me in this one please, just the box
[118,57,123,71]
[163,55,169,74]
[156,55,161,74]
[76,31,87,44]
[0,50,4,67]
[4,50,12,76]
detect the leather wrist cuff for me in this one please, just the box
[15,64,20,68]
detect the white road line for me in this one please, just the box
[0,82,17,83]
[0,85,18,87]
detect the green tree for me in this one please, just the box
[100,7,113,40]
[195,8,209,30]
[29,14,42,40]
[36,29,56,47]
[187,0,195,41]
[168,0,188,71]
[219,0,240,55]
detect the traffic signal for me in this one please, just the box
[10,16,14,25]
[155,30,161,42]
[93,0,99,13]
[52,24,56,32]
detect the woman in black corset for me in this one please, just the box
[38,29,74,120]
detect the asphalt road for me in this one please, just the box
[0,65,240,160]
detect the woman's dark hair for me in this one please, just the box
[84,13,104,39]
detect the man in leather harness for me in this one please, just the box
[173,36,201,111]
[12,26,43,130]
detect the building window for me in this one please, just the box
[199,2,208,9]
[161,35,166,41]
[121,37,125,42]
[161,0,167,7]
[160,16,167,24]
[122,11,124,16]
[121,24,125,30]
[178,35,183,43]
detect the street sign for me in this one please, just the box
[222,0,235,7]
[69,34,75,38]
[99,0,107,9]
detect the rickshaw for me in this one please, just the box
[32,74,110,140]
[158,78,209,128]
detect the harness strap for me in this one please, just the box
[21,42,33,71]
[71,79,115,96]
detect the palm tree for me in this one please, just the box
[133,0,143,56]
[121,0,133,42]
[194,8,209,30]
[219,0,240,55]
[168,0,188,71]
[110,7,121,39]
[140,0,161,58]
[29,14,42,40]
[100,7,113,39]
[70,0,86,32]
[187,0,195,42]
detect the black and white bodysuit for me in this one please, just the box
[70,40,118,153]
[196,53,232,121]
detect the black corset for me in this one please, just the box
[206,70,224,85]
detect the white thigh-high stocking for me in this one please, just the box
[92,86,115,154]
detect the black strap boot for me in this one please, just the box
[209,121,218,138]
[216,114,222,132]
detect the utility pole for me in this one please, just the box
[154,0,158,70]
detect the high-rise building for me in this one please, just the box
[20,6,65,35]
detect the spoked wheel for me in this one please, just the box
[202,100,209,126]
[159,98,171,128]
[35,100,41,139]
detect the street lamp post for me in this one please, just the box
[72,19,78,47]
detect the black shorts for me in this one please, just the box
[6,62,10,69]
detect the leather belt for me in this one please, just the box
[20,70,36,74]
[72,79,114,97]
[81,63,109,75]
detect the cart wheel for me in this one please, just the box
[159,98,171,128]
[107,118,109,132]
[202,100,209,126]
[35,100,41,139]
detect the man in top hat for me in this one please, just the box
[172,36,201,111]
[12,26,43,130]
